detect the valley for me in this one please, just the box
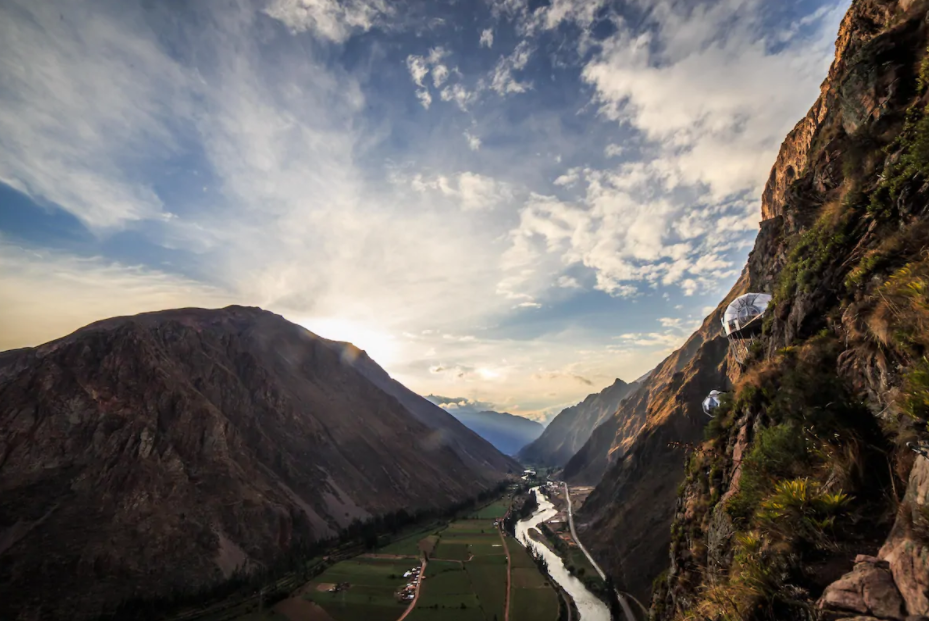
[149,482,612,621]
[5,0,929,619]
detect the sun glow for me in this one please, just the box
[295,317,402,367]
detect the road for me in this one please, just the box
[396,557,427,621]
[562,483,638,621]
[498,517,512,621]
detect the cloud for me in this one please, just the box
[0,0,848,421]
[409,171,511,211]
[531,371,593,386]
[427,394,498,412]
[264,0,391,43]
[491,40,533,95]
[0,1,187,230]
[614,331,686,349]
[480,28,494,48]
[406,47,476,110]
[581,0,844,199]
[432,64,450,87]
[0,239,234,350]
[441,83,477,111]
[554,168,582,187]
[604,144,624,158]
[464,131,482,151]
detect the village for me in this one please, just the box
[395,563,421,602]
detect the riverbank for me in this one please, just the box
[514,487,611,621]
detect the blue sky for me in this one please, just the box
[0,0,847,420]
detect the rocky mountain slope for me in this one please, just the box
[517,378,637,468]
[575,0,929,617]
[0,306,517,621]
[569,285,736,598]
[329,351,533,463]
[424,401,544,456]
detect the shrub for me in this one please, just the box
[727,423,811,522]
[868,106,929,219]
[755,478,850,546]
[900,357,929,422]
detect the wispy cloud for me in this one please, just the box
[264,0,391,43]
[0,0,848,415]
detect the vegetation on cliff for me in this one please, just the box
[649,0,929,618]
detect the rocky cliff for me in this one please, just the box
[0,306,517,621]
[578,0,929,617]
[569,283,737,600]
[517,378,637,468]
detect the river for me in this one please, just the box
[514,487,612,621]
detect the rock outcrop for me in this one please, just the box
[0,306,517,621]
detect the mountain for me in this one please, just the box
[423,397,544,456]
[574,0,929,617]
[568,290,733,599]
[0,306,517,621]
[517,378,639,468]
[327,354,532,465]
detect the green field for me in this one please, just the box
[290,494,559,621]
[505,538,538,569]
[444,519,496,535]
[469,500,509,520]
[503,534,560,621]
[304,556,418,621]
[510,587,559,621]
[416,563,480,609]
[405,608,484,621]
[465,562,507,621]
[567,547,599,577]
[434,541,471,561]
[376,527,439,557]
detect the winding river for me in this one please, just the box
[514,487,611,621]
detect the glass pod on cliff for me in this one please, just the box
[722,292,772,365]
[702,390,725,417]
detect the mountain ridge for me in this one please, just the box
[517,378,638,469]
[0,305,516,621]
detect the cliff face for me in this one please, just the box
[640,0,929,618]
[518,378,637,468]
[0,306,517,621]
[570,284,737,600]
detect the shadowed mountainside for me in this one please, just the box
[0,306,517,621]
[438,407,544,456]
[518,378,638,469]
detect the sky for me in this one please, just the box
[0,0,848,422]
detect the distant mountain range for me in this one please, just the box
[0,306,517,621]
[517,378,640,468]
[425,396,544,456]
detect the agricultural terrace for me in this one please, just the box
[267,495,557,621]
[302,556,418,621]
[402,512,517,621]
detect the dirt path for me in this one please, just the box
[361,553,419,560]
[498,524,511,621]
[396,556,427,621]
